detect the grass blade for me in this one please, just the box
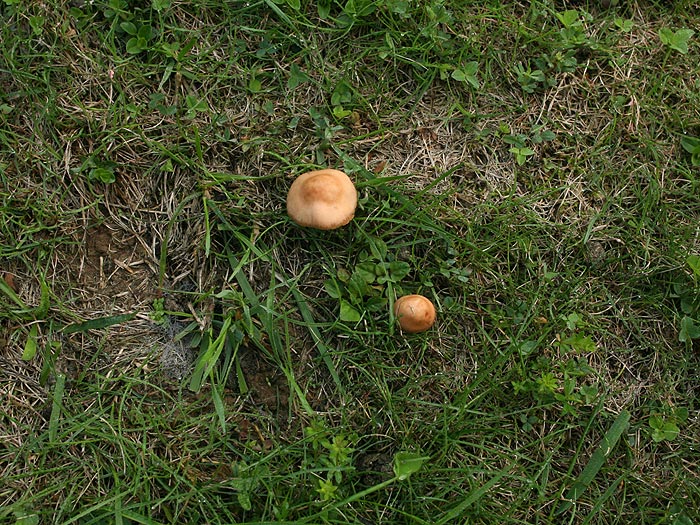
[435,465,511,525]
[189,316,232,392]
[158,192,200,288]
[62,313,136,334]
[264,272,315,416]
[581,474,626,525]
[0,275,28,309]
[557,410,631,515]
[210,380,227,434]
[49,373,66,443]
[288,278,343,395]
[212,205,345,400]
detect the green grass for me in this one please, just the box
[1,0,699,523]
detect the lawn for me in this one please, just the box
[1,0,699,523]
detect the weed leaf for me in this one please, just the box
[340,300,362,322]
[679,316,700,342]
[22,324,38,361]
[649,415,679,442]
[686,254,700,278]
[614,18,633,32]
[152,0,171,10]
[393,452,429,480]
[120,21,137,35]
[658,28,694,54]
[287,63,310,90]
[451,62,480,89]
[12,510,39,525]
[560,333,597,352]
[556,10,580,28]
[318,0,331,18]
[681,136,700,154]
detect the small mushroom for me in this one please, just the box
[394,294,436,333]
[286,169,357,230]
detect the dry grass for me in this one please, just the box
[1,0,699,523]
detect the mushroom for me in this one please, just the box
[394,294,436,333]
[286,169,357,230]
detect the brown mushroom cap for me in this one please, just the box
[286,169,357,230]
[394,294,436,333]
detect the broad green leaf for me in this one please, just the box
[237,491,252,511]
[22,324,38,361]
[511,147,535,165]
[248,75,262,93]
[318,0,331,18]
[120,21,137,35]
[681,136,700,154]
[387,261,411,282]
[29,15,44,35]
[152,0,171,10]
[13,510,39,525]
[649,416,679,442]
[393,452,429,480]
[347,272,370,303]
[355,262,378,284]
[679,316,700,342]
[538,129,557,142]
[376,261,411,284]
[185,95,208,113]
[339,300,362,322]
[659,27,694,54]
[368,237,388,260]
[332,106,352,119]
[614,18,633,32]
[674,407,689,422]
[389,0,410,16]
[365,296,388,312]
[331,80,353,107]
[686,254,700,278]
[137,24,153,40]
[89,166,116,183]
[451,66,480,89]
[515,340,538,357]
[126,37,144,54]
[287,63,310,90]
[556,10,581,28]
[560,333,597,352]
[323,279,342,299]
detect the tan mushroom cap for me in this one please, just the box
[394,294,436,333]
[286,169,357,230]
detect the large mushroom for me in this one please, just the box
[286,169,357,230]
[394,294,436,333]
